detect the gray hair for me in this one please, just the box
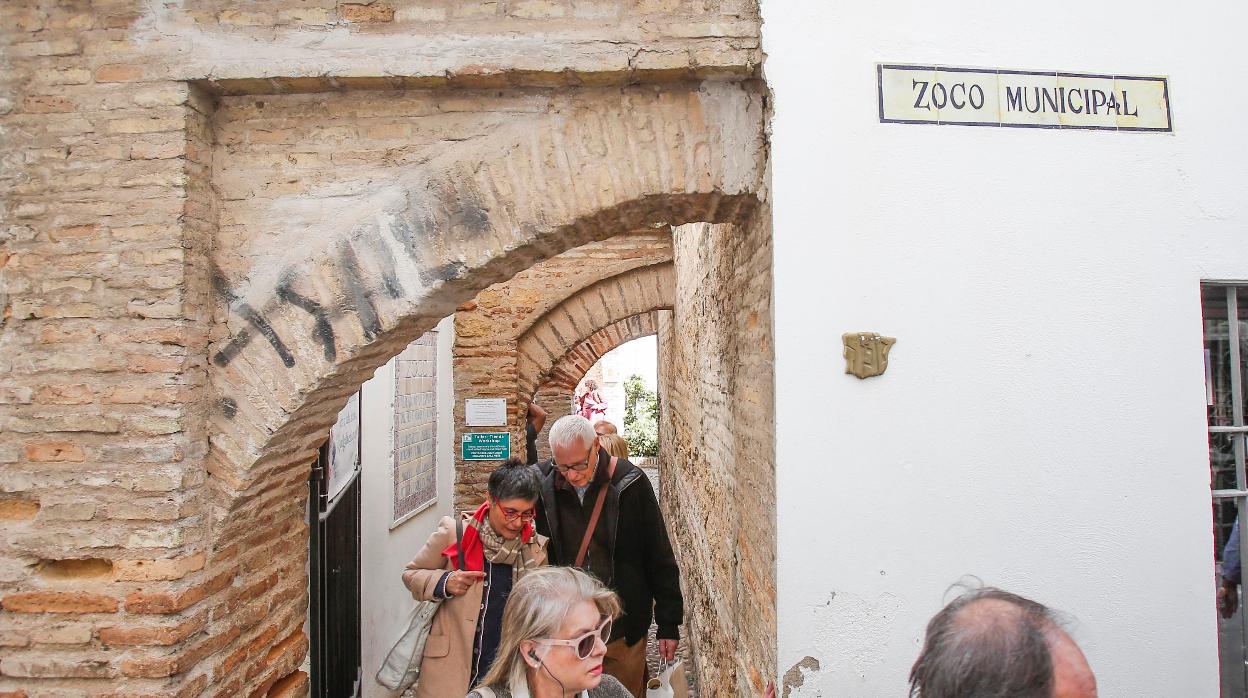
[548,415,596,452]
[477,566,621,690]
[487,457,541,502]
[909,587,1058,698]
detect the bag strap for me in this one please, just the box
[574,456,617,568]
[455,514,465,571]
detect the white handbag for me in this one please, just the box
[646,658,688,698]
[375,517,465,691]
[374,599,442,690]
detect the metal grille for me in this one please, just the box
[1203,284,1248,695]
[309,438,362,697]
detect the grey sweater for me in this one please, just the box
[466,675,631,698]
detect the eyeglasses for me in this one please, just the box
[534,616,612,660]
[553,444,597,473]
[493,500,536,522]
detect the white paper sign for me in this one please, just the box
[465,398,507,427]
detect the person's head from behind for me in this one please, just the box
[583,379,598,392]
[594,420,617,437]
[909,586,1097,698]
[549,415,599,488]
[597,433,628,459]
[486,458,541,540]
[479,566,621,694]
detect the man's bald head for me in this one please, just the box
[909,588,1096,698]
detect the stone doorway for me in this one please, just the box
[1,6,774,694]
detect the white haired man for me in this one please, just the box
[534,415,683,698]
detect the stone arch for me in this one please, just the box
[454,263,673,500]
[515,264,673,408]
[545,311,660,394]
[193,83,765,697]
[530,312,660,461]
[207,83,763,524]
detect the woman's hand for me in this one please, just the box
[444,570,486,596]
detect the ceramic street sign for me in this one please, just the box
[878,64,1171,132]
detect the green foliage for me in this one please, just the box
[623,373,660,457]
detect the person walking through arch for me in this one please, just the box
[578,380,608,424]
[534,415,683,698]
[401,459,549,697]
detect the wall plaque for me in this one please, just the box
[393,331,437,526]
[461,432,511,461]
[843,332,896,379]
[465,397,507,427]
[878,64,1171,132]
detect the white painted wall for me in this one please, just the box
[764,2,1246,695]
[360,317,456,697]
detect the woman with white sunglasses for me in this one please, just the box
[467,566,631,698]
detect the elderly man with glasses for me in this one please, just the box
[534,415,684,698]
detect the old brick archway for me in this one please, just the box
[514,264,672,408]
[530,312,661,461]
[455,261,672,499]
[1,4,772,697]
[201,87,762,696]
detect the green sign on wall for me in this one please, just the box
[461,432,511,461]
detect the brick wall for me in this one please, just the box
[530,312,659,460]
[455,255,673,506]
[0,2,766,694]
[659,217,775,695]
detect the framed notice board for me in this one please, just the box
[392,331,438,526]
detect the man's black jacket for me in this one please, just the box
[535,448,684,645]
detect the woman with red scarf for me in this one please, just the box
[401,458,549,697]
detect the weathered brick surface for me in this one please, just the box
[530,312,660,460]
[0,1,766,695]
[451,233,671,504]
[659,219,775,696]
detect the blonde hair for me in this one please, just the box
[597,433,629,459]
[477,567,621,690]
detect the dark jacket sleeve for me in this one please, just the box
[633,472,683,640]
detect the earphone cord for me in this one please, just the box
[536,652,567,696]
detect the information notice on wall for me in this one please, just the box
[878,64,1171,132]
[392,332,438,526]
[326,391,360,502]
[461,432,511,461]
[465,397,507,427]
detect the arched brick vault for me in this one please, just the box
[515,265,673,408]
[450,230,672,457]
[454,263,673,501]
[208,83,764,520]
[544,312,660,393]
[185,80,764,698]
[531,312,661,461]
[0,4,771,697]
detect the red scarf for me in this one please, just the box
[441,501,534,571]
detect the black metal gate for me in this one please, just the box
[309,442,362,698]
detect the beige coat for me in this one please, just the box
[401,514,548,698]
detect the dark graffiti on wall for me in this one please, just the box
[210,196,481,374]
